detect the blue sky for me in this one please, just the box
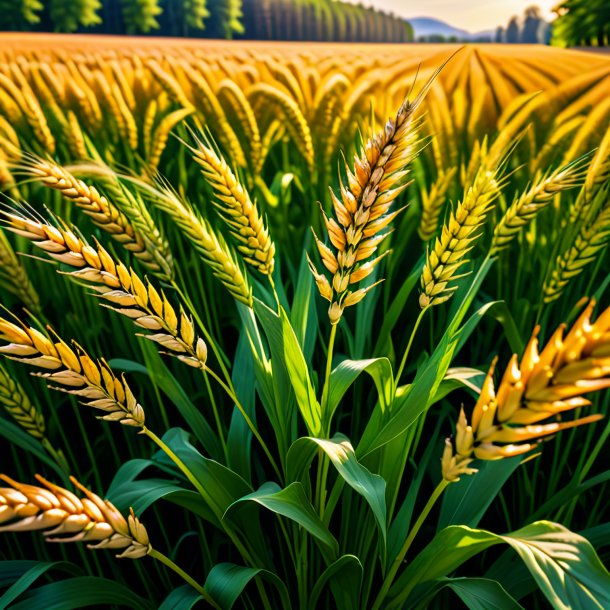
[349,0,557,32]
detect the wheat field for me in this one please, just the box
[0,34,610,609]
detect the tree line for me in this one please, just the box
[0,0,414,42]
[551,0,609,47]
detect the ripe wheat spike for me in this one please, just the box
[0,316,145,428]
[1,209,206,369]
[190,134,275,276]
[309,89,427,325]
[0,474,150,559]
[0,228,40,312]
[418,167,457,242]
[442,299,608,482]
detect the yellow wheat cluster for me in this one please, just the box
[443,299,609,482]
[0,474,150,559]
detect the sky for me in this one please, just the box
[350,1,558,33]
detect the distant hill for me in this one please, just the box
[408,17,493,41]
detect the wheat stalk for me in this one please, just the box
[0,474,150,559]
[308,92,426,325]
[420,161,501,308]
[190,134,275,276]
[491,160,585,254]
[442,299,607,482]
[0,316,145,428]
[1,210,206,369]
[15,157,170,279]
[417,167,457,242]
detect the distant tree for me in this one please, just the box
[552,0,610,47]
[206,0,244,38]
[50,0,102,32]
[121,0,162,33]
[494,26,504,42]
[184,0,209,30]
[0,0,43,30]
[521,5,542,42]
[505,16,520,43]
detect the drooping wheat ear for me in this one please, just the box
[308,94,425,325]
[248,83,315,172]
[442,299,607,482]
[0,228,40,312]
[217,79,262,175]
[0,362,45,439]
[491,159,585,255]
[0,317,145,428]
[146,59,193,111]
[0,474,150,559]
[543,187,610,303]
[66,111,88,160]
[1,210,205,369]
[190,135,276,276]
[420,162,501,309]
[418,167,457,242]
[146,107,193,176]
[150,182,253,306]
[15,157,167,278]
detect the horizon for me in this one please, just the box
[346,0,558,33]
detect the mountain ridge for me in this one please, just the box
[408,16,493,40]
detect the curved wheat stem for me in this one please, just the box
[0,474,150,559]
[0,316,145,428]
[442,299,607,482]
[190,135,275,276]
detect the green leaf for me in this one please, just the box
[308,555,363,610]
[327,357,394,423]
[225,482,338,555]
[431,367,485,404]
[0,562,81,608]
[290,249,318,363]
[438,456,522,530]
[289,435,387,544]
[203,563,291,610]
[390,521,610,610]
[280,307,322,435]
[444,578,524,610]
[159,585,203,610]
[9,576,152,609]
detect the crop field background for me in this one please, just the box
[0,34,610,609]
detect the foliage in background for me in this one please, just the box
[0,0,414,41]
[0,38,609,608]
[552,0,610,47]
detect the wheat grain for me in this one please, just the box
[0,474,150,559]
[309,92,425,325]
[442,299,608,481]
[190,135,275,275]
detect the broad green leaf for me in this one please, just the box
[438,456,522,530]
[203,563,291,610]
[443,578,524,610]
[431,367,485,403]
[225,481,338,555]
[0,561,39,588]
[280,307,322,435]
[158,585,203,610]
[289,435,387,543]
[10,576,152,609]
[290,248,318,362]
[327,357,394,423]
[390,521,610,610]
[308,555,363,610]
[0,562,81,608]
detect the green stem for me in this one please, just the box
[148,548,220,609]
[321,324,338,416]
[205,366,283,482]
[371,479,449,610]
[395,306,429,384]
[202,370,228,461]
[268,273,281,311]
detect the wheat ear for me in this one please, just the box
[149,182,253,306]
[15,157,169,279]
[442,299,607,482]
[309,93,425,325]
[1,210,206,369]
[420,162,501,308]
[190,134,276,276]
[0,316,145,428]
[0,474,150,559]
[418,168,457,242]
[491,159,585,254]
[0,228,40,312]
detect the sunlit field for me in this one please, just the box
[1,34,610,609]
